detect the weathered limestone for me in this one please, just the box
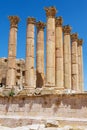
[25,17,36,89]
[36,21,46,88]
[0,94,87,128]
[44,6,57,86]
[0,58,25,88]
[0,5,86,130]
[55,17,64,89]
[6,16,20,88]
[71,33,78,91]
[0,6,84,94]
[63,25,72,89]
[78,39,84,92]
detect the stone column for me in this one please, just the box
[78,39,84,92]
[36,21,46,88]
[44,6,57,86]
[55,17,64,89]
[63,25,72,90]
[6,16,20,89]
[25,17,36,89]
[71,33,78,91]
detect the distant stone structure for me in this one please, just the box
[0,58,25,88]
[0,6,84,94]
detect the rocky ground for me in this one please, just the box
[0,125,87,130]
[0,118,87,130]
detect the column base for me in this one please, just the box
[2,85,18,96]
[2,87,12,96]
[45,84,55,87]
[41,86,64,95]
[44,84,64,90]
[18,86,36,96]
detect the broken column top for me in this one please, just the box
[27,17,36,24]
[78,39,83,46]
[55,16,63,27]
[36,21,46,30]
[63,25,72,35]
[71,33,78,42]
[44,6,57,18]
[8,16,20,28]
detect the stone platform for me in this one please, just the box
[0,93,86,129]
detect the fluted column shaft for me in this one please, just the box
[63,26,71,89]
[44,7,57,86]
[78,39,84,92]
[71,33,78,91]
[36,22,45,88]
[55,17,64,89]
[25,18,36,89]
[6,16,20,88]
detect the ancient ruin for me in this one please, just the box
[0,7,84,93]
[0,6,86,129]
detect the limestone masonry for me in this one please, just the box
[0,6,84,94]
[0,6,86,129]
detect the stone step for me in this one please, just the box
[0,116,87,129]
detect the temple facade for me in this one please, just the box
[0,6,84,93]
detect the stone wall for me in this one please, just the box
[0,58,25,87]
[0,58,7,85]
[0,94,86,126]
[1,94,86,118]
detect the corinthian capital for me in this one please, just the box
[71,33,78,42]
[55,16,63,27]
[8,16,20,28]
[27,17,36,24]
[63,25,72,35]
[36,21,46,30]
[78,39,83,46]
[44,6,57,18]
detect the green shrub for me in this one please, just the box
[9,90,15,96]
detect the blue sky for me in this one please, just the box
[0,0,87,90]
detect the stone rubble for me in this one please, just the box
[0,125,87,130]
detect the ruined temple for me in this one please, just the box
[0,6,84,94]
[0,6,86,129]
